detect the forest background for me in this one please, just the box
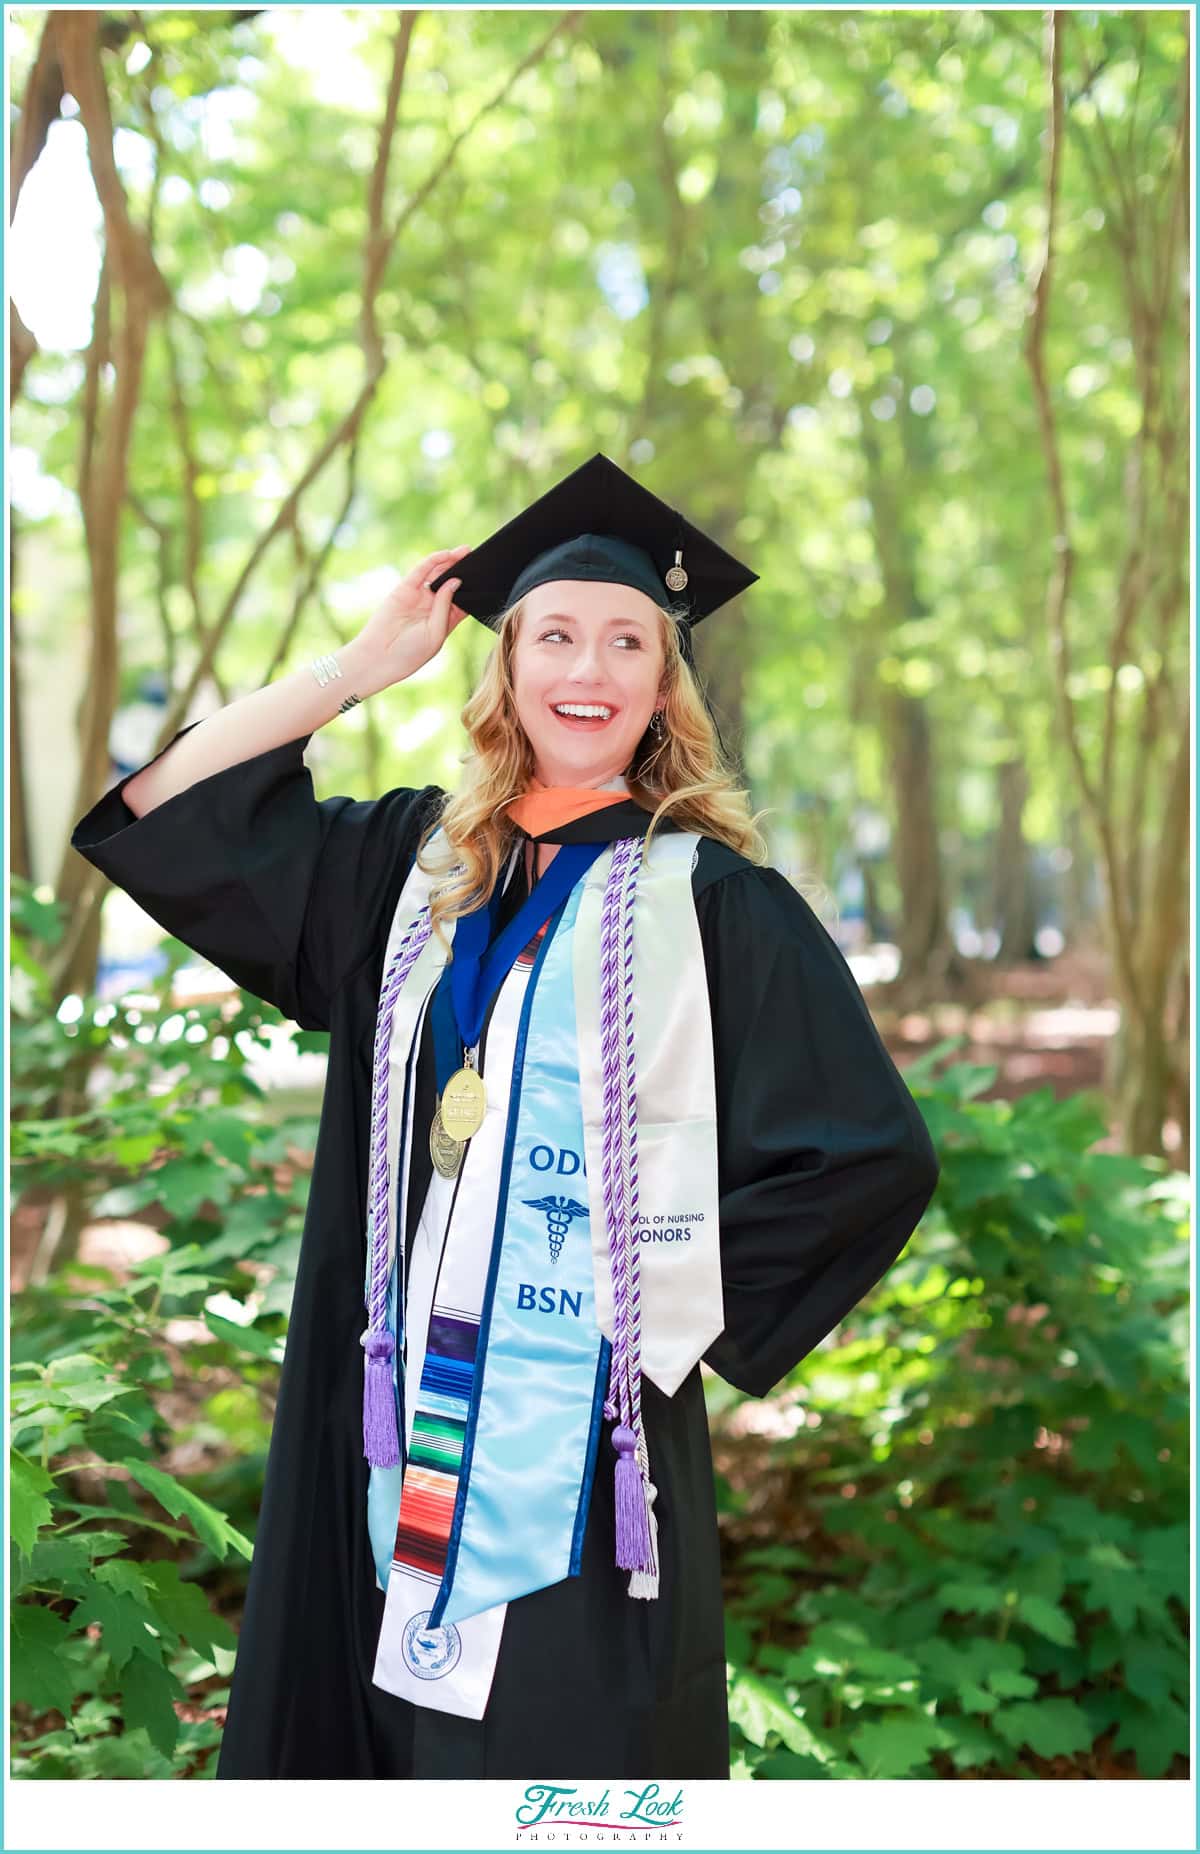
[8,3,1192,1783]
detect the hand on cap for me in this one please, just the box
[350,545,474,694]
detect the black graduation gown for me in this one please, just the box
[70,723,940,1781]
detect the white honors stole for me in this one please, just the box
[365,825,723,1717]
[572,836,723,1396]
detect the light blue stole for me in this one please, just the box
[369,876,610,1624]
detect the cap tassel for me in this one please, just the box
[361,1327,400,1467]
[612,1424,654,1570]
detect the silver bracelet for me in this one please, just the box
[310,651,362,714]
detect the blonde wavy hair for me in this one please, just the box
[414,594,772,952]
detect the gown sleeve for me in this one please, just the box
[70,719,443,1033]
[696,863,940,1399]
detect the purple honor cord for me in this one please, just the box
[362,903,437,1468]
[598,835,657,1584]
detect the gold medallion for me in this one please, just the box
[429,1103,463,1179]
[441,1063,486,1140]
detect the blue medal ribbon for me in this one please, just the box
[433,841,607,1089]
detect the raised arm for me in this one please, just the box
[71,547,474,1031]
[124,546,473,816]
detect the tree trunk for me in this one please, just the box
[881,685,967,995]
[992,757,1038,963]
[50,11,171,1002]
[10,522,31,883]
[1024,15,1189,1155]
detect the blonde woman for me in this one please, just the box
[72,453,939,1781]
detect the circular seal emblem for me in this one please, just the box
[402,1609,463,1681]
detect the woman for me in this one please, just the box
[71,453,940,1781]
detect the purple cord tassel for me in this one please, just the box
[628,1480,659,1598]
[361,1327,400,1467]
[612,1424,653,1571]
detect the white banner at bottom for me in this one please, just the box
[372,1564,507,1720]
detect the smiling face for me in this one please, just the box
[509,579,669,788]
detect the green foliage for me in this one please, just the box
[719,1040,1189,1781]
[10,884,312,1778]
[10,5,1187,880]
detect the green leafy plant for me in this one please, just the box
[10,880,323,1777]
[717,1040,1189,1781]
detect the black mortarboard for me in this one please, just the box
[427,452,758,674]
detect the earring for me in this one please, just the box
[650,709,665,737]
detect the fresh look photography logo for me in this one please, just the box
[513,1783,685,1842]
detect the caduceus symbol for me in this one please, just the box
[523,1194,590,1263]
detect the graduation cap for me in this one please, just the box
[427,452,758,676]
